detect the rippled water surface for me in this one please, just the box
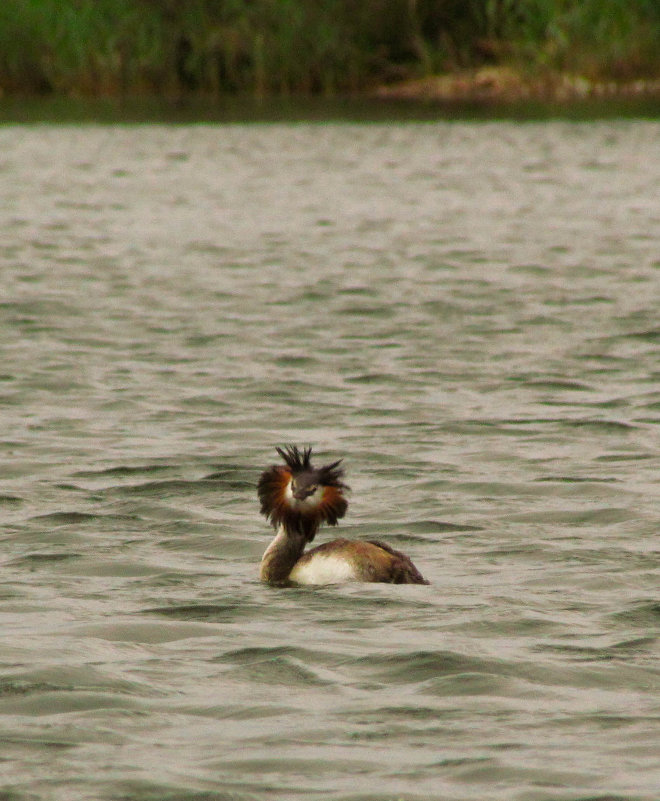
[1,121,659,801]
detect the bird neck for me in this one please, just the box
[260,522,316,585]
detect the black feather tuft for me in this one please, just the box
[274,446,348,490]
[317,458,348,490]
[275,445,313,474]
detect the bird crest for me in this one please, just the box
[258,445,349,540]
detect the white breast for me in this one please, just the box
[289,554,359,585]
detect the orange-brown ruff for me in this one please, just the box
[257,446,428,586]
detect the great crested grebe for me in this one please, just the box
[257,445,428,586]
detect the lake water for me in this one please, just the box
[0,120,659,801]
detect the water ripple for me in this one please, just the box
[0,121,658,801]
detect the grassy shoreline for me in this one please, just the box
[2,1,660,103]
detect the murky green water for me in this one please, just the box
[1,121,659,801]
[2,95,660,124]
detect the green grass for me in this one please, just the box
[1,0,659,96]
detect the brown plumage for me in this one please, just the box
[257,445,428,586]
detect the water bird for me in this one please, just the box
[257,445,428,586]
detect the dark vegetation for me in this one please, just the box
[2,0,660,97]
